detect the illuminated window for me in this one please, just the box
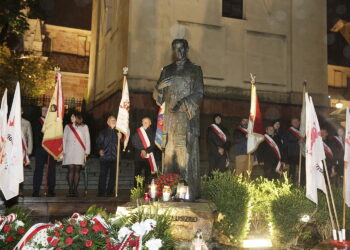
[222,0,243,19]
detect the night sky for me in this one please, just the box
[327,0,350,67]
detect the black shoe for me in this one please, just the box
[97,193,105,197]
[32,191,40,197]
[72,190,78,197]
[106,192,115,197]
[47,191,56,197]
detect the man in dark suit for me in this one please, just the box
[131,117,156,186]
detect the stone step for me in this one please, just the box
[23,157,136,191]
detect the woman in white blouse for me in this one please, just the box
[63,112,90,197]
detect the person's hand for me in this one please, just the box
[225,160,230,167]
[218,147,224,155]
[141,150,147,158]
[117,132,122,140]
[158,77,174,89]
[99,150,104,156]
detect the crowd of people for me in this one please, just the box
[207,113,345,186]
[19,106,344,198]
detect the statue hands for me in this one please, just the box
[157,76,174,89]
[171,100,182,112]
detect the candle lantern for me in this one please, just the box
[162,185,171,201]
[149,179,157,200]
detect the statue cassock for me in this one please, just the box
[153,39,204,200]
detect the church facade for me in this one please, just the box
[86,0,328,167]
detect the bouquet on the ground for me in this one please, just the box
[0,207,32,250]
[11,205,175,249]
[154,173,180,197]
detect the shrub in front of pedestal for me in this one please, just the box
[130,175,145,201]
[0,206,32,250]
[201,170,250,245]
[248,175,292,234]
[270,188,316,247]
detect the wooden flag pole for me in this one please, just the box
[298,149,302,186]
[343,162,347,235]
[323,159,341,233]
[161,150,165,175]
[324,172,337,240]
[115,136,121,197]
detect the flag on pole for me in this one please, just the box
[0,83,23,200]
[344,107,350,207]
[116,67,130,150]
[247,82,264,154]
[299,82,307,138]
[0,89,8,164]
[155,102,165,150]
[305,93,327,204]
[42,72,64,161]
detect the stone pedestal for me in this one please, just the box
[115,199,217,242]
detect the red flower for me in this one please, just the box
[59,225,64,229]
[92,224,100,232]
[65,237,73,245]
[81,228,89,235]
[128,240,137,247]
[56,248,62,250]
[17,227,25,235]
[5,236,14,242]
[54,230,60,237]
[3,225,10,232]
[85,240,93,247]
[106,238,111,244]
[80,220,87,227]
[65,226,74,234]
[51,239,59,247]
[47,236,53,243]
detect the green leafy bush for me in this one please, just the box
[270,188,316,247]
[130,176,145,201]
[201,170,250,245]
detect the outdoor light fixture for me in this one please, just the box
[243,238,272,248]
[300,214,310,223]
[149,179,157,199]
[335,101,343,109]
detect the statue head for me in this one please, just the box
[172,39,189,61]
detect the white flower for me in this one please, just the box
[118,227,132,241]
[143,219,157,232]
[145,238,162,250]
[15,220,24,229]
[132,222,147,237]
[0,235,5,240]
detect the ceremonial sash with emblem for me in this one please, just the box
[334,136,345,151]
[210,124,227,143]
[137,127,158,174]
[323,142,334,160]
[288,126,302,140]
[68,124,86,151]
[264,134,283,172]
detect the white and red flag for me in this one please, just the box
[0,89,8,164]
[247,83,264,154]
[0,83,23,200]
[116,68,130,150]
[344,107,350,207]
[305,93,327,204]
[42,72,64,160]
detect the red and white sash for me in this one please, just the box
[137,127,157,174]
[323,142,334,160]
[264,134,283,172]
[237,126,248,135]
[38,117,44,126]
[68,124,86,151]
[14,223,53,250]
[334,136,345,151]
[288,126,302,140]
[210,124,226,143]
